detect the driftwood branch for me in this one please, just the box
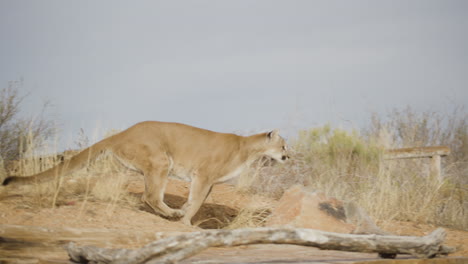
[67,227,455,264]
[0,224,180,245]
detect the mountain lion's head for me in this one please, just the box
[263,130,290,163]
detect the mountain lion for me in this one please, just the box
[2,121,289,225]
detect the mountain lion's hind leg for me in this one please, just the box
[141,155,184,218]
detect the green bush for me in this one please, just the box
[244,125,382,200]
[295,125,382,176]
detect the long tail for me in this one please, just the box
[2,139,110,186]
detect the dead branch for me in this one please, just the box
[0,224,181,246]
[67,227,455,264]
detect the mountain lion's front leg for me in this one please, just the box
[181,177,213,225]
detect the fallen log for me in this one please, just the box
[67,227,455,264]
[0,224,182,246]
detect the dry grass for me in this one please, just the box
[242,110,467,230]
[224,207,271,229]
[3,131,139,214]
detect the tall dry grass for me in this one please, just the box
[0,80,55,163]
[2,129,139,213]
[240,108,467,230]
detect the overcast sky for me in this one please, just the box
[1,1,467,149]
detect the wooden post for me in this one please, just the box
[431,154,442,181]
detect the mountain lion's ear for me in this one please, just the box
[267,129,280,140]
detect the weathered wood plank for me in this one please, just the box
[384,146,450,160]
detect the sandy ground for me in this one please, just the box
[0,176,467,262]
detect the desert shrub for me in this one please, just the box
[0,80,55,163]
[295,125,382,179]
[243,126,382,199]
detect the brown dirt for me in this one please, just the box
[0,176,273,230]
[0,176,467,263]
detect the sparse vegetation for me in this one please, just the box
[2,102,466,230]
[3,126,139,212]
[240,125,383,200]
[0,80,55,164]
[241,107,467,230]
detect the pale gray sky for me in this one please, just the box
[1,1,467,148]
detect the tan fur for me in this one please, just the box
[2,121,289,225]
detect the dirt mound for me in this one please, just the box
[0,177,275,231]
